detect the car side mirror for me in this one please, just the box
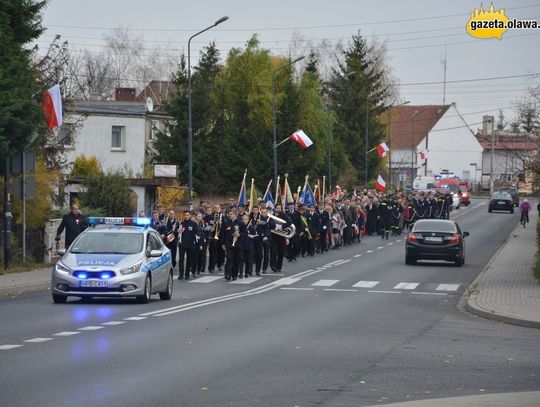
[463,231,470,238]
[57,249,66,256]
[149,249,163,257]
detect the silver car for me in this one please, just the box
[51,218,174,303]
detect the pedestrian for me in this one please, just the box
[56,203,87,249]
[239,214,256,278]
[258,206,272,273]
[178,210,200,280]
[221,209,242,281]
[270,204,290,272]
[164,210,179,269]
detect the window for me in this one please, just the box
[60,123,74,147]
[111,126,125,150]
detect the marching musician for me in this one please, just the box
[258,205,272,274]
[164,210,179,269]
[205,205,221,273]
[306,204,318,256]
[221,209,243,281]
[298,204,311,257]
[239,214,257,278]
[178,211,200,280]
[287,203,303,262]
[270,204,291,273]
[249,206,264,276]
[195,211,207,275]
[317,202,330,253]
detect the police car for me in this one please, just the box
[51,217,173,304]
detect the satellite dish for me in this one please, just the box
[146,97,154,112]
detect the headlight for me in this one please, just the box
[120,260,143,275]
[55,261,72,275]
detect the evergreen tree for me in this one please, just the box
[0,0,46,156]
[328,32,390,188]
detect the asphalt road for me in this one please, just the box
[1,200,539,407]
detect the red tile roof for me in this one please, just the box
[479,140,537,150]
[388,105,450,148]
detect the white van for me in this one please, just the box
[412,176,436,192]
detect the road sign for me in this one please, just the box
[12,151,36,174]
[13,176,36,200]
[153,164,177,178]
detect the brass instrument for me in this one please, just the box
[300,214,312,240]
[212,213,222,240]
[268,213,296,239]
[231,225,240,247]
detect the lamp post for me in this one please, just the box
[187,16,229,210]
[272,56,305,187]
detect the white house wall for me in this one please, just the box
[417,105,483,181]
[66,114,147,176]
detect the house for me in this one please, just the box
[386,103,484,188]
[476,115,536,191]
[60,84,175,213]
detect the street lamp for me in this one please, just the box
[187,16,229,210]
[272,56,305,187]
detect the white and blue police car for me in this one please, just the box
[51,217,173,304]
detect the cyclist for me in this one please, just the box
[519,199,531,226]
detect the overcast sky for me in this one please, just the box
[36,0,540,130]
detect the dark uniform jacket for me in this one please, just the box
[179,220,200,250]
[221,219,243,248]
[56,213,87,247]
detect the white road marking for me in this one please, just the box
[387,242,393,246]
[333,259,351,266]
[189,276,222,283]
[353,281,380,288]
[354,254,362,258]
[274,277,302,286]
[411,292,448,296]
[377,246,384,250]
[368,290,402,294]
[324,288,358,293]
[435,284,460,291]
[230,277,262,284]
[23,338,54,343]
[280,287,315,291]
[311,279,339,287]
[53,331,81,336]
[124,316,147,321]
[262,273,285,276]
[323,260,344,267]
[396,240,402,242]
[101,321,126,326]
[78,326,105,331]
[0,344,23,350]
[366,250,373,253]
[394,282,420,290]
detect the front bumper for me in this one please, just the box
[51,269,147,297]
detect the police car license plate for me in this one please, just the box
[425,236,443,242]
[79,280,108,288]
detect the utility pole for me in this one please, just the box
[441,45,447,105]
[489,116,495,196]
[364,97,369,189]
[4,157,12,268]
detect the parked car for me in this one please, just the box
[488,192,514,213]
[405,219,469,267]
[499,187,519,207]
[51,217,174,304]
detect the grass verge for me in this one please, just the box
[0,262,53,276]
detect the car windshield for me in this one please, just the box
[69,232,143,254]
[492,193,511,200]
[413,221,456,233]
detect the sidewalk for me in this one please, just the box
[466,208,540,329]
[366,391,540,407]
[0,267,51,297]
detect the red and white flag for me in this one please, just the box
[289,129,313,149]
[418,149,429,160]
[375,175,386,192]
[376,142,390,158]
[41,84,63,129]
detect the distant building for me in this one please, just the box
[60,83,176,213]
[386,104,483,188]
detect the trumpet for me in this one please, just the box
[268,213,296,239]
[212,213,221,240]
[231,225,240,247]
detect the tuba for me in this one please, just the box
[212,213,222,240]
[268,213,296,239]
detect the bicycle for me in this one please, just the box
[520,212,529,228]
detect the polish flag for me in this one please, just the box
[418,149,429,160]
[375,175,386,192]
[377,142,390,158]
[41,84,63,129]
[289,129,313,149]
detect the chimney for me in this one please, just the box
[115,88,137,102]
[482,115,494,137]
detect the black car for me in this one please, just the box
[488,192,514,213]
[499,187,519,207]
[405,219,469,267]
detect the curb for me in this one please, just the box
[464,220,540,329]
[0,281,50,297]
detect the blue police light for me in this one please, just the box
[133,217,151,226]
[100,272,113,279]
[88,217,150,227]
[78,272,88,279]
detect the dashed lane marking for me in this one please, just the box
[0,344,23,351]
[189,276,222,283]
[324,288,358,293]
[394,282,420,290]
[387,242,393,246]
[274,277,302,286]
[101,321,126,326]
[78,326,105,331]
[352,281,380,288]
[411,292,449,296]
[280,287,315,291]
[435,284,460,291]
[230,277,262,285]
[366,250,373,253]
[53,331,81,336]
[368,290,402,294]
[23,337,54,343]
[354,254,362,258]
[333,259,351,266]
[124,316,147,321]
[396,240,402,242]
[311,279,340,287]
[377,246,384,250]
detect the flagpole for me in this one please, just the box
[275,175,280,208]
[263,179,272,199]
[367,146,378,153]
[276,136,291,147]
[249,178,255,212]
[322,175,326,202]
[237,168,247,206]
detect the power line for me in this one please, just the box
[44,4,540,32]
